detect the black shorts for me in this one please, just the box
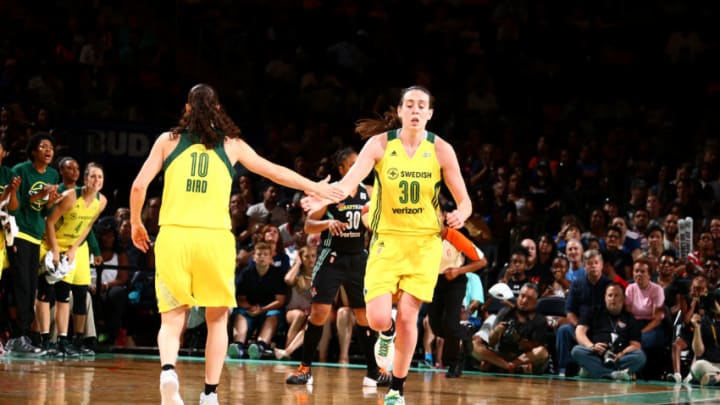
[312,249,366,308]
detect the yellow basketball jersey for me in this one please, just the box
[160,132,234,230]
[368,129,442,236]
[53,188,101,249]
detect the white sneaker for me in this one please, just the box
[610,368,633,381]
[374,334,395,370]
[672,372,682,383]
[362,368,392,387]
[199,392,219,405]
[160,370,184,405]
[683,373,694,384]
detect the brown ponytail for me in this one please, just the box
[354,109,400,140]
[171,84,242,148]
[354,85,433,140]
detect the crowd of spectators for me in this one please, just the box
[2,0,720,385]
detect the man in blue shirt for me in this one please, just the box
[555,249,611,376]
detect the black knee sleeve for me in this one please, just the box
[71,285,88,315]
[54,281,72,303]
[37,275,56,303]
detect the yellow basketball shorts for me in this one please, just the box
[154,226,236,313]
[364,233,442,303]
[39,241,91,285]
[0,248,6,278]
[0,233,7,278]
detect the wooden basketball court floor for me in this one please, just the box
[2,354,720,404]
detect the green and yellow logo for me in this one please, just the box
[29,181,50,211]
[387,168,399,180]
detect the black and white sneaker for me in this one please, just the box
[362,368,391,387]
[8,336,46,357]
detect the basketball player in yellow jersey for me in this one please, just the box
[129,84,343,405]
[0,138,20,278]
[35,162,107,357]
[304,86,471,405]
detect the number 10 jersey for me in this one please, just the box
[160,132,235,230]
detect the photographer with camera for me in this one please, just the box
[571,283,646,380]
[670,274,713,382]
[471,283,549,374]
[688,297,720,386]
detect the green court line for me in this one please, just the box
[570,388,720,404]
[5,352,720,404]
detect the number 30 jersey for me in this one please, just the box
[160,132,235,230]
[322,184,370,253]
[368,129,443,237]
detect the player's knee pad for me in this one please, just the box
[71,285,88,315]
[54,281,71,303]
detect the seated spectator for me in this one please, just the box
[610,216,642,259]
[703,256,720,291]
[687,233,716,279]
[556,249,612,377]
[281,246,316,352]
[278,202,305,249]
[663,214,681,253]
[229,193,251,249]
[113,207,130,226]
[228,242,287,359]
[602,226,633,280]
[582,209,608,246]
[644,225,666,267]
[625,258,666,356]
[631,208,651,251]
[688,302,720,385]
[543,255,570,298]
[565,238,586,282]
[246,183,288,230]
[532,234,557,293]
[471,283,549,374]
[656,250,687,322]
[500,247,530,296]
[571,283,646,380]
[557,224,583,254]
[671,275,711,383]
[259,224,291,273]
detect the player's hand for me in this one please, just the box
[308,176,345,203]
[94,255,104,266]
[301,195,331,213]
[444,267,460,281]
[66,246,77,264]
[328,219,349,236]
[51,248,60,268]
[131,222,152,253]
[7,176,20,194]
[39,183,58,198]
[444,209,467,229]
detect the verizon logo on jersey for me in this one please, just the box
[391,207,424,214]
